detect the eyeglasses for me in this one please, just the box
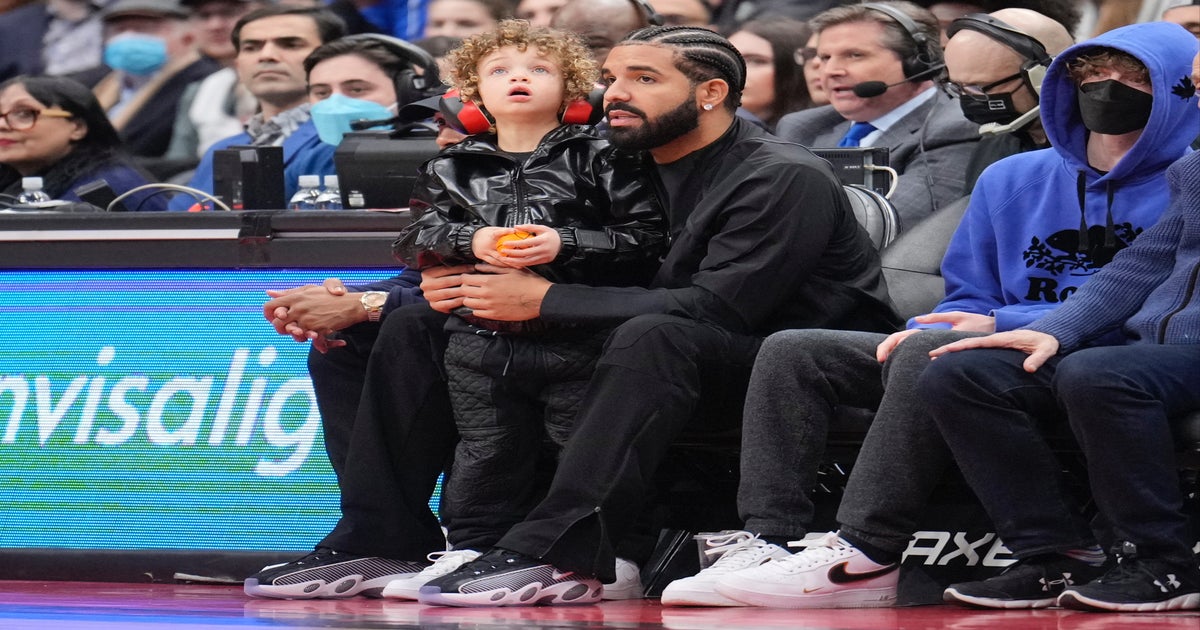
[940,72,1024,100]
[793,47,818,65]
[0,108,74,131]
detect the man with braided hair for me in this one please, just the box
[415,24,902,607]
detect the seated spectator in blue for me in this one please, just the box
[388,19,666,600]
[0,76,167,211]
[304,33,446,148]
[168,5,346,211]
[923,46,1200,614]
[776,1,981,229]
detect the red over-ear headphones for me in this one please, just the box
[439,86,607,135]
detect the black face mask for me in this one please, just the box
[958,91,1023,125]
[1077,79,1153,134]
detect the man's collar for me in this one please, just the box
[862,86,937,132]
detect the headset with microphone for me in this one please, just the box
[322,33,447,132]
[944,13,1054,136]
[852,3,945,98]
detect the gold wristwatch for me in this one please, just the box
[360,291,387,322]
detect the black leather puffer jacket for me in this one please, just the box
[392,124,665,289]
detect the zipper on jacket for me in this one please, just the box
[1157,260,1200,343]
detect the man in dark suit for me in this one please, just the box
[776,1,979,230]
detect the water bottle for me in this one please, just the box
[315,175,343,210]
[17,177,52,205]
[288,175,322,210]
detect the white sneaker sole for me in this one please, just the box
[417,580,603,607]
[380,577,425,600]
[943,587,1056,609]
[601,582,644,600]
[716,582,897,609]
[660,584,745,607]
[1058,590,1200,612]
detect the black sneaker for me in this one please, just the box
[1058,546,1200,612]
[418,548,602,607]
[943,554,1105,609]
[244,548,428,599]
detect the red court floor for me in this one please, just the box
[0,581,1197,630]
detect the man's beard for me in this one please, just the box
[606,96,701,152]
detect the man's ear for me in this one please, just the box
[696,78,730,111]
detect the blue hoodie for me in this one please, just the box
[926,22,1199,333]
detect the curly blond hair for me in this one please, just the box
[446,19,597,105]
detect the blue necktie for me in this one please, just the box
[838,122,877,147]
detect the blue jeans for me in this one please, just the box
[920,343,1200,566]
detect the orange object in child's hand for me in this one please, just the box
[496,230,533,251]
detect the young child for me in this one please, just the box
[389,19,665,600]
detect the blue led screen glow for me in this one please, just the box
[0,268,442,552]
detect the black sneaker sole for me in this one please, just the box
[943,587,1056,609]
[1058,589,1200,612]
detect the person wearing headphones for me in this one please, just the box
[944,8,1075,192]
[775,1,980,229]
[166,4,346,210]
[658,18,1197,610]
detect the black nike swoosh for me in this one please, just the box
[827,561,899,584]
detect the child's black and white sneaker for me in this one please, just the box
[418,548,602,607]
[1058,546,1200,612]
[943,554,1104,609]
[244,548,428,599]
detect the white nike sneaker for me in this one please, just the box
[714,531,898,608]
[380,549,481,600]
[602,557,644,600]
[660,531,791,607]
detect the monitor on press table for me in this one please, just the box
[334,130,441,210]
[811,147,891,196]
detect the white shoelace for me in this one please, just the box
[418,549,481,577]
[695,531,779,575]
[773,531,855,572]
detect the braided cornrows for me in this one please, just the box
[622,26,747,100]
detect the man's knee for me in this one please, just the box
[1052,348,1130,406]
[604,314,698,354]
[884,330,979,377]
[917,349,996,401]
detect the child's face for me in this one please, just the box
[476,45,566,125]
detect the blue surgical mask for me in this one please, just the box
[103,33,169,76]
[310,93,397,145]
